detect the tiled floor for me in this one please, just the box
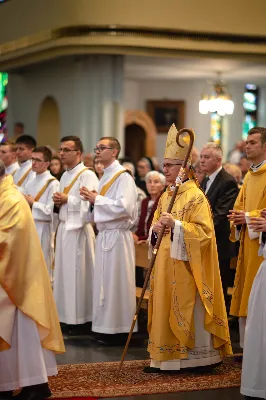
[56,320,244,400]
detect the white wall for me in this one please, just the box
[124,79,245,162]
[8,58,77,146]
[8,55,125,153]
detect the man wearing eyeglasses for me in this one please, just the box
[23,146,59,280]
[53,136,99,333]
[80,137,138,344]
[13,135,36,193]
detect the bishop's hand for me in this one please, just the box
[153,220,171,236]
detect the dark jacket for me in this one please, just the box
[201,168,239,260]
[136,196,160,241]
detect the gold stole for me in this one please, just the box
[17,167,32,186]
[11,169,18,177]
[35,178,56,202]
[100,170,127,196]
[63,168,88,194]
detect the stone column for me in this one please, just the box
[75,55,124,154]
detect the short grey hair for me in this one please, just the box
[145,170,166,186]
[201,142,223,159]
[0,159,5,178]
[122,162,135,176]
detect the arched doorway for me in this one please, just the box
[37,96,60,149]
[125,124,146,163]
[124,110,157,162]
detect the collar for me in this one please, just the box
[103,160,120,173]
[207,166,222,182]
[66,161,82,171]
[19,159,32,169]
[35,170,51,180]
[5,162,19,173]
[250,160,266,172]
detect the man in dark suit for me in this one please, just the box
[200,143,239,311]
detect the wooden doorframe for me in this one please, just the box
[124,110,157,157]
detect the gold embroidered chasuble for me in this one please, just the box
[147,180,232,362]
[230,165,266,317]
[0,175,65,353]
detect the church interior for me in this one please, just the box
[1,0,266,399]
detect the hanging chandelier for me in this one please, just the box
[199,79,234,116]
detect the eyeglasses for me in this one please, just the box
[31,157,45,163]
[161,162,183,169]
[57,148,78,154]
[94,146,114,153]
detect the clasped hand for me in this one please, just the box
[227,210,246,225]
[248,209,266,232]
[53,192,68,206]
[153,212,175,236]
[79,187,98,204]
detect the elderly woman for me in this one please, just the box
[135,157,155,195]
[133,171,166,243]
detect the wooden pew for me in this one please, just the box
[135,242,150,309]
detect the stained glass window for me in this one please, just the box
[210,112,222,144]
[242,84,258,140]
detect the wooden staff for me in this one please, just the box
[118,128,195,374]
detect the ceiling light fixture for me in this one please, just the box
[199,75,234,116]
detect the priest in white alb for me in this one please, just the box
[24,146,59,279]
[241,209,266,399]
[13,135,36,193]
[53,136,99,330]
[80,137,138,343]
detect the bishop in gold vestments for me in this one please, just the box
[0,172,65,396]
[147,125,231,372]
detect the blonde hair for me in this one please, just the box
[223,163,242,184]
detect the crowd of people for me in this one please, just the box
[0,123,266,400]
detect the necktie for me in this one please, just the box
[204,176,210,193]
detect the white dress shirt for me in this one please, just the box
[205,166,222,194]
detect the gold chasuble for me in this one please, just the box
[230,165,266,317]
[147,124,231,363]
[147,181,232,361]
[0,175,65,353]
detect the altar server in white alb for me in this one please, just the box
[53,136,99,328]
[0,141,20,176]
[80,137,138,340]
[13,135,36,193]
[241,209,266,399]
[24,146,59,279]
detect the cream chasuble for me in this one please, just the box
[148,180,232,365]
[25,171,59,278]
[230,164,266,319]
[0,175,65,353]
[92,160,138,334]
[53,163,99,324]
